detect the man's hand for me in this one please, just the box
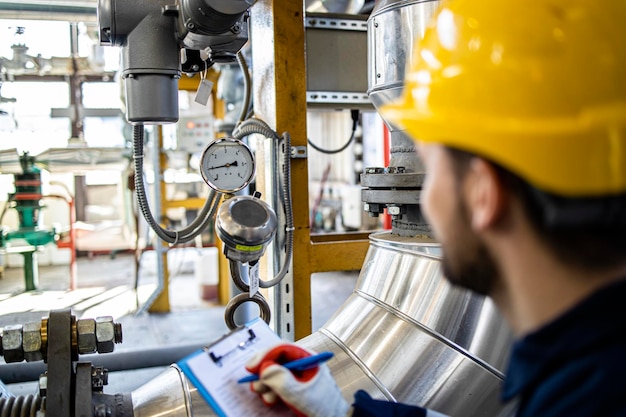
[245,343,350,417]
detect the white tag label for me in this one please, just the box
[194,79,213,106]
[249,263,260,296]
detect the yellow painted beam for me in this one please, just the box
[162,198,207,211]
[250,0,373,339]
[310,236,370,273]
[251,0,311,339]
[149,125,171,313]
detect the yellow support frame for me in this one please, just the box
[251,1,370,340]
[148,125,172,313]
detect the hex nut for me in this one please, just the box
[77,319,97,354]
[2,324,24,363]
[95,316,115,353]
[91,366,109,391]
[23,321,43,362]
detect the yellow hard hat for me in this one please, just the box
[381,0,626,197]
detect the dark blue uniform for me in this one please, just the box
[351,278,626,417]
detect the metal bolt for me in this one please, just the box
[95,316,116,354]
[387,205,406,220]
[365,167,385,174]
[114,323,123,344]
[387,166,407,174]
[23,321,43,362]
[39,374,47,398]
[2,324,24,363]
[365,203,384,217]
[77,319,97,354]
[92,366,109,392]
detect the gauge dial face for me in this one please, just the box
[200,138,255,193]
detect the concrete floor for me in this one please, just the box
[0,247,359,395]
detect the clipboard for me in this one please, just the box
[177,318,292,417]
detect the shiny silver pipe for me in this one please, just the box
[368,0,442,127]
[298,233,514,416]
[131,233,514,416]
[131,365,213,417]
[362,0,443,236]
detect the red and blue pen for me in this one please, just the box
[237,351,334,383]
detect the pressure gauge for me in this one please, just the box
[199,137,255,193]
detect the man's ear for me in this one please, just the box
[465,158,507,231]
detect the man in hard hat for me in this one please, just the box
[244,0,626,415]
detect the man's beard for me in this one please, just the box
[440,198,500,296]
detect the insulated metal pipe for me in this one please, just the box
[0,343,204,384]
[126,234,514,417]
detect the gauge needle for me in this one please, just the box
[209,161,238,170]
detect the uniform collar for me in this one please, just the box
[502,277,626,401]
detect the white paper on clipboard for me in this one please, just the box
[177,318,292,417]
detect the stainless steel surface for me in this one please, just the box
[123,233,512,416]
[363,0,442,236]
[216,195,278,263]
[298,232,514,416]
[368,0,442,124]
[131,366,193,417]
[360,233,512,370]
[131,365,217,417]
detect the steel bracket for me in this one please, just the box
[291,146,307,159]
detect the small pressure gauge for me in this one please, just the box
[199,137,255,193]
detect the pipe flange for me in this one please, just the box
[224,293,271,330]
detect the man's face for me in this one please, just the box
[418,144,499,296]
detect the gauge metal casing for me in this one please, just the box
[216,195,278,263]
[199,137,255,193]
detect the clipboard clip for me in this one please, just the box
[208,328,257,367]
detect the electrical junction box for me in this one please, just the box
[177,116,215,154]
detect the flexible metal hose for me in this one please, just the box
[232,117,279,141]
[231,121,294,289]
[235,51,252,127]
[132,124,220,244]
[224,292,272,330]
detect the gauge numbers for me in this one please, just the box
[200,137,255,193]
